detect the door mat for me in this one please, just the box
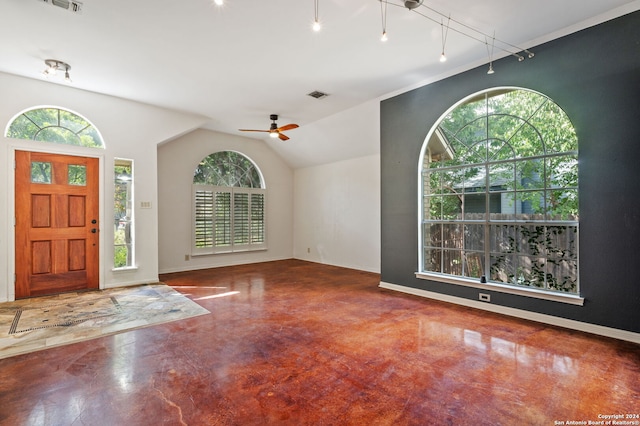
[0,284,209,359]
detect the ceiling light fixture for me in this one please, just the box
[440,15,450,62]
[384,0,534,63]
[42,59,72,83]
[380,0,389,42]
[313,0,321,32]
[486,34,495,74]
[214,0,224,6]
[404,0,423,10]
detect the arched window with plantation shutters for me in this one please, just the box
[192,151,266,255]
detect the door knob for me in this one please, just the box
[91,228,97,233]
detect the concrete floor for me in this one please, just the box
[0,259,638,425]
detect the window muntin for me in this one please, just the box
[6,107,104,148]
[193,151,266,255]
[114,159,134,268]
[420,88,579,294]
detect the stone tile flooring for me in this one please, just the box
[0,284,209,359]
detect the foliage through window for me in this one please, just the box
[6,107,104,148]
[114,159,134,268]
[193,151,266,254]
[420,88,579,294]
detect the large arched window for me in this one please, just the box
[419,88,579,298]
[6,107,104,148]
[192,151,266,254]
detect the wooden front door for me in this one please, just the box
[15,151,99,298]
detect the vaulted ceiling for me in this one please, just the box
[1,0,638,167]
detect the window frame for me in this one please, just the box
[417,87,583,305]
[5,106,105,148]
[113,158,135,270]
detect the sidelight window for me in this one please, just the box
[114,159,134,268]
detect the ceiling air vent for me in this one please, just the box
[307,90,329,100]
[39,0,83,14]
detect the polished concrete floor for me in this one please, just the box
[0,260,638,425]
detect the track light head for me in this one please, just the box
[42,59,72,83]
[404,0,424,10]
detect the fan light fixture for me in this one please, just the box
[239,114,300,141]
[42,59,72,83]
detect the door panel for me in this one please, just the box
[15,151,99,298]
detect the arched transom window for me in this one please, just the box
[6,107,104,148]
[192,151,266,254]
[419,88,579,297]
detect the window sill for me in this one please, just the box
[191,247,267,257]
[415,272,584,306]
[112,266,138,272]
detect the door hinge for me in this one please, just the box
[13,274,16,283]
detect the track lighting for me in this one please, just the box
[440,16,450,63]
[313,0,321,32]
[380,0,388,42]
[380,0,534,65]
[42,59,72,83]
[486,34,495,75]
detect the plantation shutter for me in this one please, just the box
[251,193,265,244]
[233,192,250,245]
[194,189,214,248]
[214,190,232,248]
[193,185,266,254]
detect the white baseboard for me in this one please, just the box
[158,256,292,275]
[379,281,640,345]
[103,277,160,289]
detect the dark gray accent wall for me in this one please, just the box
[380,11,640,333]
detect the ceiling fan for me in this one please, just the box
[239,114,299,141]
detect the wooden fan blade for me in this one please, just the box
[278,132,290,141]
[277,124,299,132]
[239,129,270,133]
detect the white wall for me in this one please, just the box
[0,72,207,302]
[291,99,381,273]
[157,129,294,273]
[293,154,381,273]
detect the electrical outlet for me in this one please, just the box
[307,247,311,253]
[479,293,490,302]
[184,254,190,261]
